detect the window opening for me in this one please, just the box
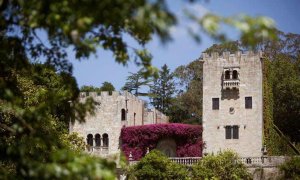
[232,70,238,79]
[121,109,126,121]
[212,98,219,110]
[103,133,109,147]
[245,97,252,109]
[225,70,230,79]
[87,134,93,146]
[95,134,101,147]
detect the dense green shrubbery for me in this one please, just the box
[192,151,251,180]
[128,150,189,180]
[128,150,251,180]
[280,157,300,179]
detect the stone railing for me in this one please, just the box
[238,156,290,167]
[223,79,240,89]
[239,157,263,166]
[128,157,201,166]
[169,157,201,166]
[128,156,289,167]
[87,146,109,156]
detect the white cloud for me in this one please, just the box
[169,3,210,39]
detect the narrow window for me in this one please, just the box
[232,125,239,139]
[103,133,109,147]
[121,109,126,121]
[232,70,238,79]
[212,98,219,110]
[87,134,93,146]
[95,134,101,147]
[245,97,252,109]
[225,70,230,79]
[225,126,232,139]
[134,112,136,126]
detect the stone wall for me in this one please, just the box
[69,91,168,157]
[143,108,169,125]
[202,51,263,157]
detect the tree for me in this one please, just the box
[128,150,188,180]
[100,81,115,92]
[150,64,175,114]
[80,85,101,93]
[260,31,300,144]
[280,156,300,179]
[171,60,203,124]
[80,82,115,93]
[204,41,243,54]
[192,151,251,180]
[122,69,152,96]
[0,37,114,179]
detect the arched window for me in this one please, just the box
[95,134,101,147]
[225,70,230,79]
[232,70,238,79]
[87,134,93,146]
[121,109,126,121]
[103,133,109,147]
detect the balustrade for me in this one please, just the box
[128,156,286,167]
[87,146,109,155]
[223,79,240,89]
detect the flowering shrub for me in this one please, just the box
[121,123,202,160]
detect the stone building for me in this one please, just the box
[69,91,169,157]
[201,51,263,157]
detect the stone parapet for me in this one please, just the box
[201,51,263,61]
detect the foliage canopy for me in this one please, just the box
[128,150,189,180]
[192,151,251,180]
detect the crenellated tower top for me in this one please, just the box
[201,51,263,61]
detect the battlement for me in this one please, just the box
[201,51,263,61]
[79,91,120,98]
[79,91,144,103]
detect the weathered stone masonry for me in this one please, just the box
[69,91,168,157]
[201,51,263,157]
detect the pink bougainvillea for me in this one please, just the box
[120,123,203,160]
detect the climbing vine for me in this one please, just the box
[121,123,202,160]
[263,58,297,155]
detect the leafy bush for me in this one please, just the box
[280,156,300,179]
[128,150,189,180]
[192,151,251,180]
[121,123,202,160]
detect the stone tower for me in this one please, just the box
[201,51,263,157]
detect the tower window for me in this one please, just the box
[212,98,219,110]
[121,109,126,121]
[232,125,239,139]
[225,126,232,139]
[245,97,252,109]
[225,70,230,79]
[232,70,238,79]
[225,125,239,139]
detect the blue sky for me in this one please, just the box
[71,0,300,92]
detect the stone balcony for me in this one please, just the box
[87,146,109,156]
[223,79,240,90]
